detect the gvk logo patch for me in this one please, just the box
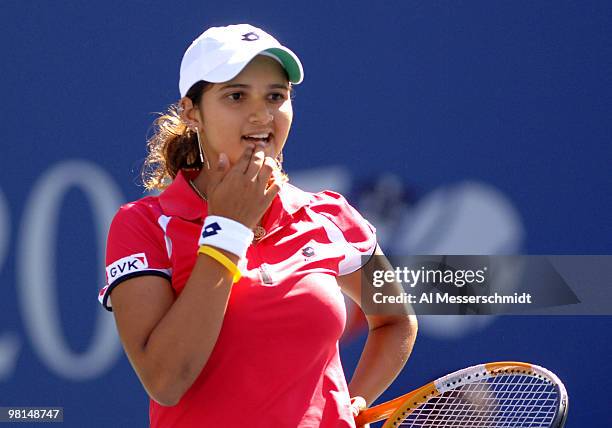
[106,253,149,282]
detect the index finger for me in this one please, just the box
[230,142,256,175]
[244,143,266,181]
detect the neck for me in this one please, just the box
[191,169,209,198]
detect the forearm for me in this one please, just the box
[348,316,418,406]
[140,253,236,403]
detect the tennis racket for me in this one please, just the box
[355,361,568,428]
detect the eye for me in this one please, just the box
[269,92,287,102]
[226,92,244,101]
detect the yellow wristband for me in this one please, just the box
[197,245,242,283]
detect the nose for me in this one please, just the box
[248,100,273,125]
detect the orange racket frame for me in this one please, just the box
[355,361,568,428]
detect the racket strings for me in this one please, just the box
[397,373,559,427]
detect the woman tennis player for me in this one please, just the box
[98,23,417,427]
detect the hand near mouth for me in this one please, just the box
[205,142,281,229]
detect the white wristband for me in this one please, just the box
[198,216,254,259]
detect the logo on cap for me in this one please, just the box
[202,222,222,238]
[241,32,259,41]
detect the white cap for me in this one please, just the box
[179,24,304,97]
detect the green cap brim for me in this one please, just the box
[265,47,304,84]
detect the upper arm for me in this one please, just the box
[111,275,174,378]
[339,245,416,330]
[99,203,174,379]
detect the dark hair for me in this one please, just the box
[141,81,211,191]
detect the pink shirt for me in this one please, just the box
[100,171,376,427]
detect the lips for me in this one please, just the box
[242,132,272,143]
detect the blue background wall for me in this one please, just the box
[1,1,610,426]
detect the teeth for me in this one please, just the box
[245,133,270,139]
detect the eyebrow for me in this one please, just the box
[217,83,290,91]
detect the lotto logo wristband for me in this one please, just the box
[198,215,254,259]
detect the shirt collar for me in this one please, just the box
[159,170,207,220]
[159,170,311,226]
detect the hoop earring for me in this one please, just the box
[195,127,210,169]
